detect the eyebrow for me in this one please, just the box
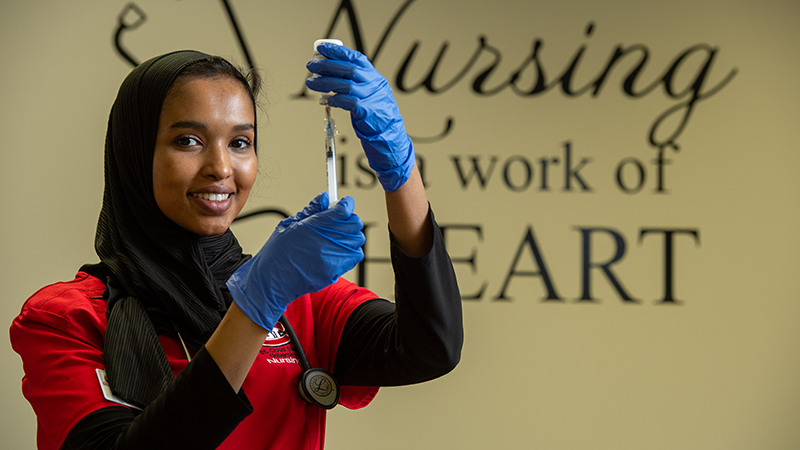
[169,121,254,132]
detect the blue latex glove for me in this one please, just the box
[226,192,365,330]
[306,44,415,192]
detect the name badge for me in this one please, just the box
[96,368,142,410]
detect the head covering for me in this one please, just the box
[97,50,252,408]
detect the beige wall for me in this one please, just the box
[2,1,799,449]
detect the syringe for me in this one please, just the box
[313,39,343,205]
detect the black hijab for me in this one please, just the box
[96,50,252,408]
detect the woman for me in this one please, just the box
[10,45,462,449]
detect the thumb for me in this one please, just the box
[328,195,355,218]
[295,192,330,221]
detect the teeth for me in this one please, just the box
[192,193,230,202]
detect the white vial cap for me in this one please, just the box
[313,39,343,56]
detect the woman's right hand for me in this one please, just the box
[226,192,365,330]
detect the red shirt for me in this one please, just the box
[10,271,379,450]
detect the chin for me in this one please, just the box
[184,219,234,237]
[196,226,231,236]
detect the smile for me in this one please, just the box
[191,193,231,202]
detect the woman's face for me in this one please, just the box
[153,76,257,236]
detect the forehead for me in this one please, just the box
[160,76,255,123]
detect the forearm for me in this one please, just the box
[385,165,432,257]
[204,301,270,392]
[334,212,463,385]
[63,347,252,450]
[63,303,265,449]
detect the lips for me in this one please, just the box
[188,189,234,215]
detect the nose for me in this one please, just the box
[201,141,232,180]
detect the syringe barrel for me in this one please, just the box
[326,148,338,204]
[314,39,343,206]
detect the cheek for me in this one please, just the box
[152,154,188,212]
[236,154,259,195]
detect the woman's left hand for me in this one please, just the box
[306,44,415,193]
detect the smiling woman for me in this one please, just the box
[9,48,463,450]
[152,76,258,236]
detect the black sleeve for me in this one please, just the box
[333,208,463,386]
[62,346,252,450]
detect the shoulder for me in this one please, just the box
[11,273,119,450]
[12,272,108,343]
[24,270,105,306]
[21,272,106,314]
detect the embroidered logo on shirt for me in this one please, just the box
[262,321,291,347]
[260,322,298,364]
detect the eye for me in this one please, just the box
[230,138,252,150]
[175,136,201,147]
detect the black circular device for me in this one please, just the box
[298,368,340,409]
[279,315,341,410]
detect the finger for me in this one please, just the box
[306,58,361,81]
[324,93,361,115]
[305,75,358,96]
[318,244,364,282]
[322,223,366,254]
[308,82,385,121]
[305,196,360,235]
[316,44,373,68]
[317,223,365,251]
[306,196,357,226]
[329,195,356,217]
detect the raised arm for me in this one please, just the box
[306,44,463,385]
[306,43,433,256]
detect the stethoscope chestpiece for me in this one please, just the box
[298,368,340,410]
[279,315,341,409]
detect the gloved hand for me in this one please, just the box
[226,192,365,330]
[306,44,415,193]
